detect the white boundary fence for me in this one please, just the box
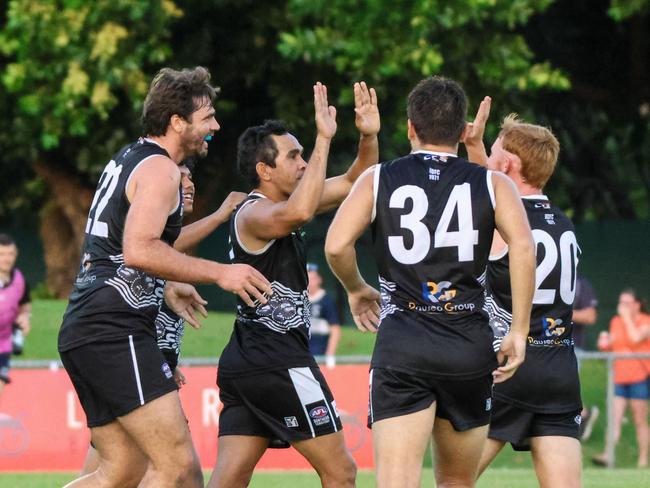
[13,351,650,469]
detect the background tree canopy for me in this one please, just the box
[1,0,649,296]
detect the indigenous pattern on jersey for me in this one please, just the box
[156,300,184,370]
[218,192,316,377]
[487,195,582,413]
[371,152,498,378]
[59,139,183,352]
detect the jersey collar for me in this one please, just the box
[412,150,457,158]
[521,194,549,200]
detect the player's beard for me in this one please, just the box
[181,129,208,160]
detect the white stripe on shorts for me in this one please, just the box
[369,369,374,424]
[288,367,337,437]
[128,335,145,406]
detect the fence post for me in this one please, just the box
[605,355,616,468]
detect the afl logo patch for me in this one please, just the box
[309,406,331,426]
[162,362,173,379]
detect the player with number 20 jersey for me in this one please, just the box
[466,113,583,488]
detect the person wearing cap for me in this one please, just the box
[307,263,341,369]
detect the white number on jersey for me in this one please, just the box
[435,183,479,262]
[387,183,478,264]
[85,160,123,238]
[532,229,578,305]
[388,186,430,264]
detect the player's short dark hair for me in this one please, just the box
[237,120,289,188]
[142,66,218,136]
[407,76,467,146]
[181,158,196,174]
[0,233,15,246]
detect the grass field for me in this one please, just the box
[21,300,379,360]
[3,468,650,487]
[12,300,650,473]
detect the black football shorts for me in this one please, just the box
[369,367,493,431]
[488,396,581,451]
[60,333,177,427]
[217,366,342,447]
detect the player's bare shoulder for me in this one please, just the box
[125,154,180,202]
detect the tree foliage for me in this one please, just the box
[0,0,648,294]
[276,0,649,219]
[0,0,181,189]
[0,0,182,294]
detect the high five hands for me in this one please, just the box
[354,81,380,136]
[314,82,337,139]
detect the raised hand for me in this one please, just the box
[462,95,491,147]
[348,284,381,333]
[493,331,526,383]
[216,191,247,221]
[314,82,337,139]
[215,263,273,307]
[354,81,380,136]
[164,281,208,329]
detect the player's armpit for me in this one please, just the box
[234,197,311,251]
[325,167,376,294]
[492,173,535,340]
[123,157,181,267]
[318,133,379,214]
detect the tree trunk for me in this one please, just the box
[34,163,93,298]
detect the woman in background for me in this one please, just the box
[594,289,650,468]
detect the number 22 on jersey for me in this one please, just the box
[388,183,479,265]
[85,160,123,238]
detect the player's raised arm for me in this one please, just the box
[462,96,491,166]
[174,191,247,252]
[318,82,380,213]
[490,172,535,383]
[325,168,381,332]
[236,83,336,243]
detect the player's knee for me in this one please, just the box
[94,466,143,488]
[320,454,356,487]
[158,450,201,486]
[436,477,475,488]
[211,465,255,488]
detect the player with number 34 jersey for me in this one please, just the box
[325,77,536,488]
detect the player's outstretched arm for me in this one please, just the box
[491,172,535,383]
[462,96,491,166]
[174,191,247,252]
[122,157,272,306]
[325,168,381,332]
[318,82,380,213]
[237,82,336,244]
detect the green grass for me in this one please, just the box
[22,299,377,360]
[17,300,649,469]
[3,468,650,487]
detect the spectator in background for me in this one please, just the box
[593,288,650,468]
[573,274,598,350]
[573,274,600,440]
[307,263,341,368]
[0,233,31,404]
